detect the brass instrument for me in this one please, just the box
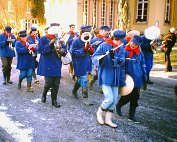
[144,26,161,53]
[81,32,92,46]
[48,26,70,58]
[53,34,65,58]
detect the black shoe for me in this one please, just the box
[128,117,140,124]
[147,80,154,84]
[41,96,46,103]
[3,82,7,85]
[52,100,61,108]
[7,80,13,84]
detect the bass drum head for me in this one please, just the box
[119,74,134,96]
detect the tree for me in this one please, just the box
[0,0,28,31]
[30,0,46,25]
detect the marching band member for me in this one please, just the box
[27,27,40,84]
[0,26,16,85]
[89,26,111,90]
[141,35,154,84]
[15,30,36,92]
[71,25,94,105]
[92,30,126,128]
[160,27,176,72]
[126,30,140,43]
[67,24,78,80]
[116,35,147,123]
[37,24,67,108]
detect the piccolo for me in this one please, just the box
[98,43,123,60]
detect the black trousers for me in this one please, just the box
[117,88,140,108]
[1,57,13,75]
[43,76,61,101]
[165,48,172,71]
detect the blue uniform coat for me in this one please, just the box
[0,33,16,57]
[92,42,126,86]
[15,41,35,70]
[37,36,67,77]
[141,35,153,59]
[141,35,153,73]
[90,36,107,51]
[71,37,90,76]
[27,35,40,44]
[67,31,78,52]
[124,50,147,87]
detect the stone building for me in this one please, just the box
[45,0,177,35]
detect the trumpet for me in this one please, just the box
[47,26,70,58]
[53,33,66,58]
[144,26,161,53]
[81,32,92,46]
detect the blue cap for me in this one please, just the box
[69,24,75,27]
[132,35,143,46]
[31,27,37,31]
[113,30,126,43]
[19,30,27,37]
[50,23,60,27]
[5,26,12,33]
[100,26,111,31]
[80,25,92,32]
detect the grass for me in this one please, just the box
[154,47,177,67]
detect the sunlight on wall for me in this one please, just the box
[45,0,77,32]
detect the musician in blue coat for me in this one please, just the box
[116,35,147,123]
[0,26,16,85]
[15,30,36,92]
[37,25,67,108]
[67,24,78,79]
[71,25,94,105]
[89,26,111,90]
[92,30,126,128]
[27,27,40,84]
[141,35,154,84]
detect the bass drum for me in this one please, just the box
[119,74,134,96]
[61,52,72,65]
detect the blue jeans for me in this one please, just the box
[77,74,88,89]
[19,68,33,82]
[101,85,119,111]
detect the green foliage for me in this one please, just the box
[30,0,45,25]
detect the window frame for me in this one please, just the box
[92,0,98,27]
[83,0,88,25]
[101,0,106,25]
[109,0,114,28]
[136,0,149,23]
[164,0,171,24]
